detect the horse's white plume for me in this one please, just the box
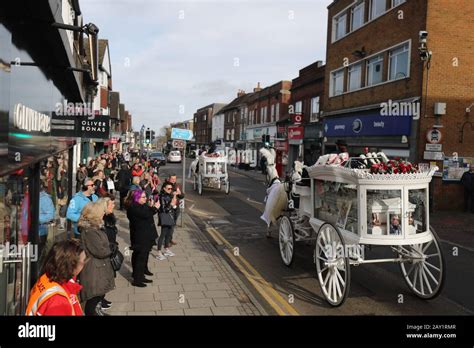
[259,148,276,165]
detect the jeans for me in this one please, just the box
[157,226,173,250]
[85,295,105,316]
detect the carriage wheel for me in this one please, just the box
[225,181,230,195]
[278,215,295,267]
[198,174,203,196]
[398,228,445,299]
[315,223,351,307]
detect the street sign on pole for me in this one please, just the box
[171,128,193,141]
[172,139,186,149]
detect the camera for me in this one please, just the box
[419,30,428,43]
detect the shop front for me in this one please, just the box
[275,118,290,177]
[323,109,416,161]
[303,123,323,166]
[288,125,304,170]
[0,2,86,315]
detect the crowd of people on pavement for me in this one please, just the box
[27,150,185,316]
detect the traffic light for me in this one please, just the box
[145,130,151,144]
[261,134,270,146]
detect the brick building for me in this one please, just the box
[193,103,226,147]
[218,90,253,149]
[323,0,474,210]
[245,81,292,151]
[289,60,326,168]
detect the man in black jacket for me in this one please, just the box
[116,164,132,210]
[461,164,474,213]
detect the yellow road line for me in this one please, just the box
[205,223,299,316]
[223,249,286,316]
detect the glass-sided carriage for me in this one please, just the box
[278,160,445,307]
[193,155,230,195]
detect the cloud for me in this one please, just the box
[80,0,331,130]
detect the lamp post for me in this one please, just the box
[140,124,145,159]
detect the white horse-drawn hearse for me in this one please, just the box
[260,148,445,307]
[190,151,230,195]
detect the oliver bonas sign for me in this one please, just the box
[51,113,111,140]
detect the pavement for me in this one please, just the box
[105,207,266,316]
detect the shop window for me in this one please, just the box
[0,168,31,315]
[38,152,70,270]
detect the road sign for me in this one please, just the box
[171,128,193,141]
[172,139,185,149]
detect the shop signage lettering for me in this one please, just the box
[13,104,51,133]
[324,112,412,137]
[81,120,107,132]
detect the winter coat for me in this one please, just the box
[66,192,99,235]
[104,213,118,245]
[39,191,55,236]
[126,202,158,251]
[159,191,178,223]
[116,169,132,192]
[78,221,115,302]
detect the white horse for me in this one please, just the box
[259,148,306,237]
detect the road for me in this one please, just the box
[159,161,473,315]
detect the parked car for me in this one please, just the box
[167,151,182,163]
[150,151,166,166]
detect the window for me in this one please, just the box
[370,0,386,20]
[275,103,280,119]
[271,104,275,122]
[335,13,347,40]
[331,69,345,96]
[295,101,303,114]
[366,55,383,86]
[348,63,362,91]
[310,96,320,122]
[392,0,405,6]
[351,2,364,31]
[389,43,409,80]
[203,114,207,121]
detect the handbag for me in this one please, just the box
[110,243,124,271]
[159,212,175,227]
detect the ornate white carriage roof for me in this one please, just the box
[305,165,439,186]
[199,153,228,163]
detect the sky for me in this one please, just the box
[80,0,332,133]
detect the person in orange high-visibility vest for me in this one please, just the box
[26,240,86,316]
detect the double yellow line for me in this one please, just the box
[205,224,299,316]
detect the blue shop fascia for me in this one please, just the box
[322,98,420,161]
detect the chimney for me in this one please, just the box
[237,89,246,97]
[253,82,262,93]
[316,60,323,68]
